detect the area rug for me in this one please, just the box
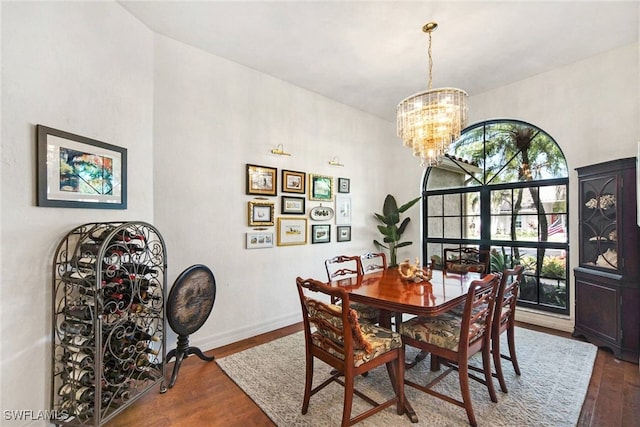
[217,328,597,426]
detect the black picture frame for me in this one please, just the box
[37,125,127,209]
[337,225,351,242]
[281,169,306,194]
[281,196,305,214]
[338,177,350,193]
[312,224,331,244]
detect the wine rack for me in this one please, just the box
[50,222,167,426]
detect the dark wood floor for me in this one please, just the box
[107,322,639,427]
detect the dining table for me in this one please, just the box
[328,266,483,423]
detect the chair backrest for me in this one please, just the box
[360,252,387,274]
[459,273,501,355]
[324,255,363,282]
[295,277,373,361]
[443,247,490,275]
[494,265,523,334]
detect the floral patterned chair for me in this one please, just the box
[399,274,500,427]
[296,277,405,426]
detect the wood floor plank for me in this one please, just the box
[106,322,638,427]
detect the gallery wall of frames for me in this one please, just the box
[245,164,352,249]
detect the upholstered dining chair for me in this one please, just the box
[491,265,524,392]
[325,255,380,324]
[443,247,490,276]
[399,274,501,427]
[295,277,405,426]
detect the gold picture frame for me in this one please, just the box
[277,217,308,246]
[309,174,334,201]
[248,200,274,226]
[246,164,277,196]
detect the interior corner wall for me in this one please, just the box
[1,2,154,424]
[468,43,640,331]
[151,34,421,351]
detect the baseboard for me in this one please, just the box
[515,308,574,333]
[187,312,301,352]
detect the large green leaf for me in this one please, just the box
[398,196,421,213]
[376,225,392,237]
[397,217,411,236]
[373,239,389,250]
[382,194,400,225]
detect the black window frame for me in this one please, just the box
[421,119,569,315]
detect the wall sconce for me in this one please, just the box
[270,144,291,156]
[328,156,344,167]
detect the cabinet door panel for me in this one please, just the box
[576,279,619,343]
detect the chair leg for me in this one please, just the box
[342,372,354,427]
[507,325,521,375]
[302,354,313,414]
[458,361,478,427]
[482,345,498,403]
[396,351,405,415]
[492,332,508,393]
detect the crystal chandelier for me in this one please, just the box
[397,22,468,167]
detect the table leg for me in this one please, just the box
[385,361,418,423]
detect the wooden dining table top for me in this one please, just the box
[328,267,482,318]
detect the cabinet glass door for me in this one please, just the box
[580,175,619,270]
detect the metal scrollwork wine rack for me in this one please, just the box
[50,222,167,426]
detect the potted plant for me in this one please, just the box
[373,194,421,267]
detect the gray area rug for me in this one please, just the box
[217,328,597,426]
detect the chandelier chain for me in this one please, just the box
[427,31,433,90]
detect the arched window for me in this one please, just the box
[422,119,569,314]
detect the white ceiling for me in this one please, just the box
[119,1,639,122]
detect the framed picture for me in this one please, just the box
[337,226,351,242]
[335,194,352,225]
[281,196,305,214]
[282,169,306,194]
[246,232,274,249]
[338,177,350,193]
[277,217,307,246]
[248,201,274,226]
[311,224,331,244]
[309,174,334,201]
[36,125,127,209]
[246,164,277,196]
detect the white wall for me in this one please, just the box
[0,1,638,425]
[152,34,421,350]
[469,43,640,331]
[1,2,154,424]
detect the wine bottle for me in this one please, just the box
[64,304,95,321]
[120,262,157,276]
[126,330,161,342]
[60,319,93,336]
[61,367,95,387]
[61,269,96,285]
[88,225,116,242]
[62,335,95,352]
[62,350,94,369]
[103,368,127,385]
[134,367,161,382]
[80,242,126,257]
[58,383,95,403]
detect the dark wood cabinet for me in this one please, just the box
[573,157,639,363]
